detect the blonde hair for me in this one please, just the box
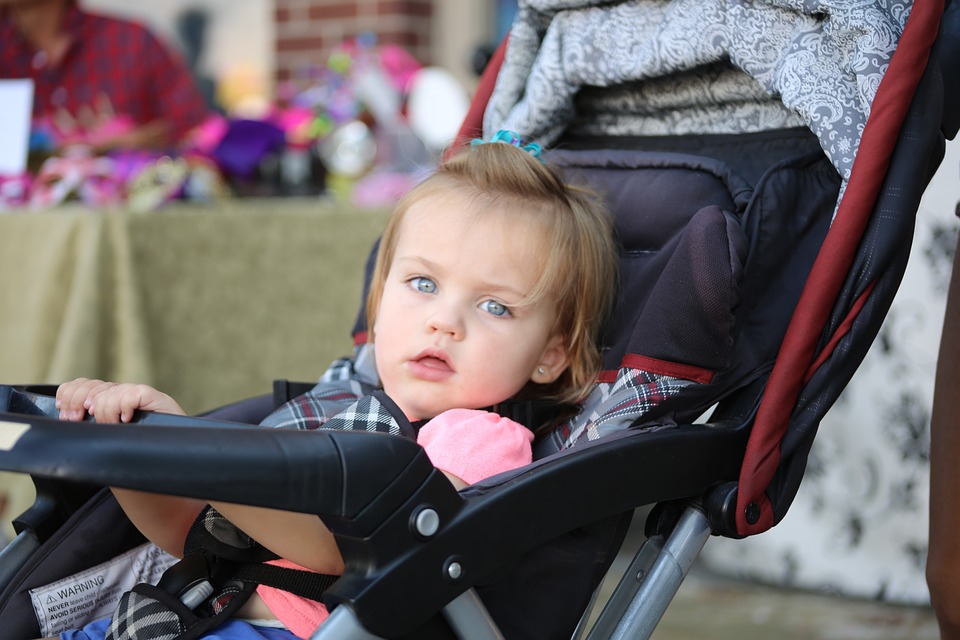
[367,140,618,405]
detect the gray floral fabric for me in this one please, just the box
[485,0,911,184]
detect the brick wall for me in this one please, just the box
[274,0,434,84]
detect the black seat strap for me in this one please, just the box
[231,562,338,601]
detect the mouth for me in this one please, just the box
[407,350,455,380]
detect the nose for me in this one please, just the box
[427,305,465,340]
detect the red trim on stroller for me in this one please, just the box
[598,354,714,385]
[802,280,877,386]
[447,36,509,158]
[735,0,944,536]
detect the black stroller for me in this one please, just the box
[0,1,958,638]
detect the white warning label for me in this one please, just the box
[0,420,29,451]
[29,542,178,637]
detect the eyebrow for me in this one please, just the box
[397,255,530,300]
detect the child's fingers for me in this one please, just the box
[117,385,149,423]
[90,384,159,423]
[56,378,107,421]
[55,377,91,408]
[87,384,133,423]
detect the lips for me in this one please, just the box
[407,350,454,381]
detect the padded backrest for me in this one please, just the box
[548,149,750,385]
[541,140,840,438]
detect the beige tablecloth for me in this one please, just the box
[0,198,386,535]
[1,199,385,409]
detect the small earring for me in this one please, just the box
[537,367,546,375]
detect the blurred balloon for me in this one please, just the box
[319,121,377,179]
[407,67,470,154]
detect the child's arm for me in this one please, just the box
[54,385,529,572]
[112,490,208,558]
[206,503,346,574]
[56,378,202,557]
[54,379,347,568]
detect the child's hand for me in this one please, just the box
[417,409,533,487]
[55,378,185,423]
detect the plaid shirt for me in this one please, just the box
[0,3,208,143]
[265,345,691,459]
[260,347,383,431]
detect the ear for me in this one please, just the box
[531,334,569,384]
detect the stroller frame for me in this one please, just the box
[0,385,744,640]
[315,505,713,640]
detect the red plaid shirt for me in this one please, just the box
[0,3,208,144]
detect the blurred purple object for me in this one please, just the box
[212,119,286,179]
[109,150,159,183]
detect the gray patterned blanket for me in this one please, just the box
[484,0,912,184]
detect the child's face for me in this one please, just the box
[373,192,569,421]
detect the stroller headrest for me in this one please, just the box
[548,149,748,381]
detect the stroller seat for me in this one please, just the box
[0,0,957,638]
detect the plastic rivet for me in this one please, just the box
[414,508,440,537]
[745,502,760,525]
[447,561,463,580]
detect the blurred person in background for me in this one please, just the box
[0,0,209,151]
[928,228,960,640]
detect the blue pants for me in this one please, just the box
[60,617,299,640]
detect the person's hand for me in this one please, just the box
[55,378,185,423]
[53,93,172,151]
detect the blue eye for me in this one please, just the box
[410,277,437,293]
[481,300,511,317]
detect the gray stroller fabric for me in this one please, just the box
[484,0,911,184]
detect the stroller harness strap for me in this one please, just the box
[232,563,339,600]
[101,513,340,640]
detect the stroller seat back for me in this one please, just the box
[521,134,838,455]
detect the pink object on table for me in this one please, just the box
[29,149,122,209]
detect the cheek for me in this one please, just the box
[373,289,401,335]
[478,344,540,389]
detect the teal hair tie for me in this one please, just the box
[471,129,543,161]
